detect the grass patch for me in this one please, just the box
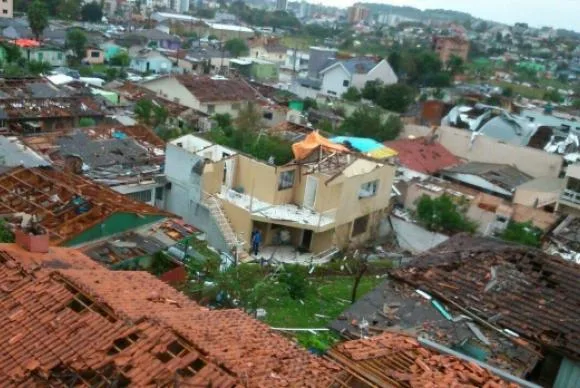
[261,275,383,351]
[262,276,382,328]
[281,36,314,50]
[489,80,544,99]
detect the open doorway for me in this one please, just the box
[300,230,313,252]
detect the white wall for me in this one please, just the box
[352,59,398,89]
[321,65,351,97]
[141,77,200,109]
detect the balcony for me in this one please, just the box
[561,189,580,206]
[218,188,336,231]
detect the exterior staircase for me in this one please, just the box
[205,195,248,261]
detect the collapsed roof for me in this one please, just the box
[174,75,258,103]
[0,243,348,386]
[390,235,580,361]
[0,167,170,245]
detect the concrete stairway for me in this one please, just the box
[205,196,247,261]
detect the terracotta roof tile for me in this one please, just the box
[175,75,257,103]
[330,332,517,387]
[0,167,171,245]
[0,243,348,387]
[385,137,462,174]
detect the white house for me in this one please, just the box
[140,75,257,117]
[319,58,398,98]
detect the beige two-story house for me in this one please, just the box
[164,133,396,261]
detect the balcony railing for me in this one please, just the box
[561,189,580,205]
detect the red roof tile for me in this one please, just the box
[330,332,517,387]
[385,137,462,174]
[0,243,348,387]
[175,75,257,103]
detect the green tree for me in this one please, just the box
[109,51,130,67]
[81,1,103,22]
[0,219,14,243]
[342,86,362,102]
[58,0,82,20]
[66,29,88,61]
[500,221,541,247]
[153,105,168,126]
[447,55,465,75]
[376,83,416,113]
[415,194,477,235]
[303,97,318,111]
[362,80,383,101]
[388,50,402,75]
[544,89,563,103]
[0,42,22,64]
[27,60,51,75]
[27,0,49,41]
[502,86,514,98]
[235,102,262,132]
[214,113,233,129]
[340,106,402,142]
[134,98,154,124]
[278,265,310,300]
[224,38,249,57]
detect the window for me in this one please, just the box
[231,103,240,110]
[57,53,63,60]
[91,51,100,58]
[155,187,164,200]
[327,90,337,96]
[207,104,215,114]
[352,215,369,237]
[127,189,153,203]
[359,180,378,198]
[37,52,43,60]
[263,111,273,120]
[2,10,6,14]
[278,170,295,190]
[173,97,180,103]
[343,80,350,87]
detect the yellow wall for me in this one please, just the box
[202,160,225,195]
[220,200,253,249]
[233,156,278,203]
[310,230,335,253]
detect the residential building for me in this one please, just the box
[403,124,564,178]
[24,46,67,67]
[0,0,13,18]
[20,125,170,208]
[276,0,287,11]
[140,75,257,117]
[331,235,580,387]
[318,57,398,97]
[347,3,369,24]
[433,36,470,64]
[558,163,580,215]
[125,29,181,51]
[100,41,126,62]
[283,49,309,72]
[307,46,337,79]
[440,162,532,200]
[248,37,288,63]
[0,167,170,247]
[164,132,396,261]
[385,137,462,175]
[230,57,279,82]
[0,239,353,386]
[130,49,175,74]
[84,47,105,65]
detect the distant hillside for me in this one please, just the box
[363,3,473,22]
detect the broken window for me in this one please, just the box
[64,284,117,323]
[359,180,379,199]
[107,332,141,355]
[278,170,295,190]
[352,215,369,237]
[207,104,215,114]
[156,339,191,364]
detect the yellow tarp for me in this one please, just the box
[367,146,398,160]
[292,131,349,160]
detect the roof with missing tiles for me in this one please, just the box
[174,75,258,103]
[0,243,348,387]
[329,332,517,387]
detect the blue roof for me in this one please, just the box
[330,136,385,153]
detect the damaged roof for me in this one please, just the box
[390,235,580,361]
[21,125,166,187]
[0,167,170,245]
[329,332,518,387]
[0,243,348,387]
[385,137,462,174]
[174,75,257,103]
[107,81,191,116]
[442,162,532,192]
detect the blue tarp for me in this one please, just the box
[330,136,385,153]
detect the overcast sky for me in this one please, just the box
[314,0,579,31]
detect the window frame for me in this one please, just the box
[352,215,369,237]
[359,180,379,199]
[278,170,295,191]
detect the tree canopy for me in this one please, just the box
[342,86,362,102]
[230,1,300,30]
[27,0,49,40]
[499,221,541,247]
[376,83,416,113]
[134,99,168,126]
[224,38,249,57]
[0,219,14,243]
[81,1,103,22]
[415,194,477,235]
[339,106,402,142]
[66,29,88,61]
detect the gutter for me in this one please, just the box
[418,336,542,388]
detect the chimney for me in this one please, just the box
[15,223,49,253]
